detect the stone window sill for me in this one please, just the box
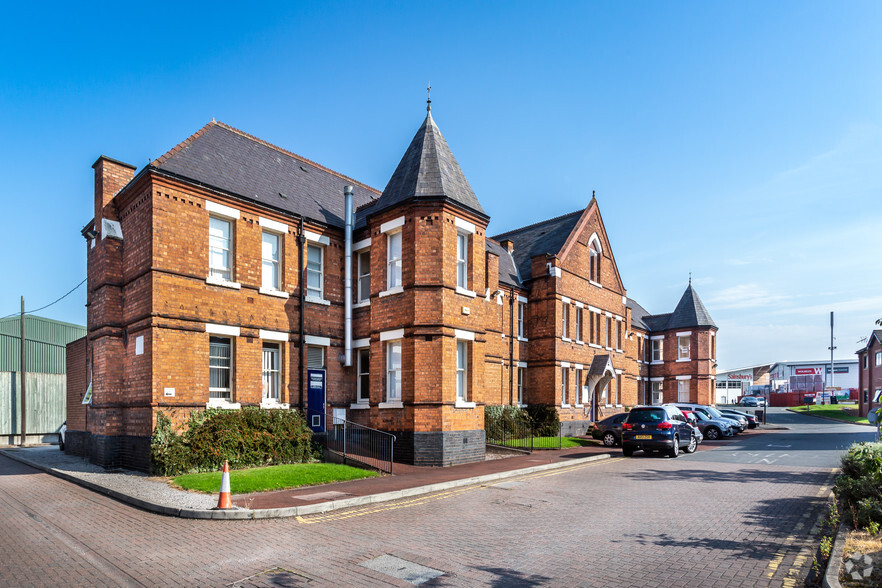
[561,403,571,408]
[562,337,572,342]
[455,400,476,409]
[378,401,403,409]
[353,300,370,309]
[517,336,528,343]
[260,400,289,409]
[379,287,404,298]
[589,280,602,288]
[259,287,289,299]
[349,402,370,410]
[206,276,241,290]
[206,399,241,409]
[455,287,477,298]
[305,295,330,306]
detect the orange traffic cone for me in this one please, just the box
[215,460,233,510]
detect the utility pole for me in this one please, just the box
[829,311,836,404]
[20,296,26,447]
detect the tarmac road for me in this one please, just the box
[0,407,868,587]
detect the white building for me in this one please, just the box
[715,359,858,404]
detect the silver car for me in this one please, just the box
[685,410,734,440]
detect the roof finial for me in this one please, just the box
[427,82,432,112]
[689,272,692,286]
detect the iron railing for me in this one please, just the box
[317,410,397,474]
[485,415,564,453]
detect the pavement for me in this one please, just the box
[0,427,761,521]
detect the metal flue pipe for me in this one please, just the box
[343,185,354,367]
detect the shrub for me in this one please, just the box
[833,442,882,531]
[150,407,317,476]
[484,405,530,440]
[525,405,560,437]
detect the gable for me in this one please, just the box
[557,202,625,293]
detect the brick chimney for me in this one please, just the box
[500,239,514,253]
[92,156,136,227]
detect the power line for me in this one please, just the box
[2,277,87,320]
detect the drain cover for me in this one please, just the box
[360,555,444,585]
[229,567,313,586]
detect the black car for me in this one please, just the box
[590,413,628,447]
[622,405,697,458]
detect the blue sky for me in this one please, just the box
[1,1,879,370]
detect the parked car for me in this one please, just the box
[681,409,734,440]
[718,408,758,429]
[715,409,749,430]
[673,403,743,433]
[621,405,698,458]
[590,413,628,447]
[740,396,766,407]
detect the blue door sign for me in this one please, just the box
[307,369,326,433]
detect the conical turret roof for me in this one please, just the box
[371,111,486,219]
[667,283,717,330]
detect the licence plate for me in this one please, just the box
[635,434,652,440]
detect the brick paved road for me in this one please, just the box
[0,410,869,587]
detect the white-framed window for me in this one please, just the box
[616,320,622,349]
[589,239,601,283]
[209,217,233,281]
[651,381,663,405]
[386,340,402,401]
[575,368,583,403]
[262,343,280,401]
[209,336,232,399]
[456,232,468,289]
[589,311,595,344]
[864,355,869,370]
[616,374,622,404]
[876,351,881,367]
[678,335,691,360]
[562,303,569,339]
[517,366,525,405]
[575,307,582,342]
[306,244,324,299]
[307,345,325,369]
[517,300,526,339]
[387,231,402,290]
[456,340,468,401]
[357,250,371,303]
[561,367,569,405]
[678,380,690,402]
[357,348,370,403]
[652,339,663,362]
[261,231,281,291]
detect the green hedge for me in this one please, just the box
[484,404,561,441]
[833,442,882,531]
[151,407,317,476]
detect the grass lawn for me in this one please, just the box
[790,404,870,425]
[496,436,598,449]
[172,463,379,494]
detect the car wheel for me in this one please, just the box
[705,427,721,441]
[668,436,679,458]
[684,434,697,453]
[622,446,634,457]
[58,441,64,451]
[602,432,617,447]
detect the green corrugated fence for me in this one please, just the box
[0,371,66,440]
[0,315,86,374]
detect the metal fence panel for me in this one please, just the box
[0,372,66,436]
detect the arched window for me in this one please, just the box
[588,235,602,284]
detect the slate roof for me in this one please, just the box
[626,298,653,331]
[666,284,717,330]
[490,210,584,282]
[627,285,716,333]
[485,240,521,287]
[151,121,380,229]
[856,330,882,353]
[370,111,486,219]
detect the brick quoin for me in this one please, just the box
[70,117,717,471]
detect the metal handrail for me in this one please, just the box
[318,409,397,474]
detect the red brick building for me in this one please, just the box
[67,106,717,470]
[856,330,882,417]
